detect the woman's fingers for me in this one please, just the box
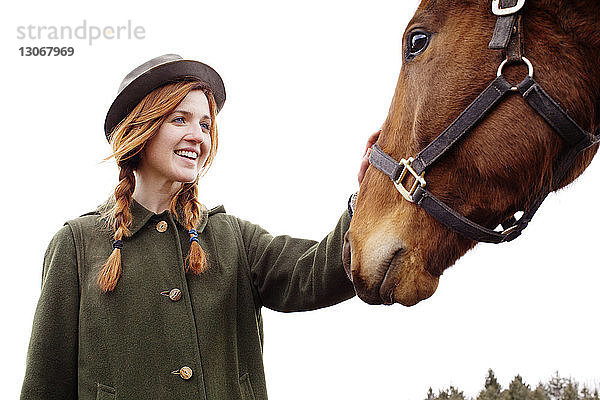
[358,147,372,185]
[365,129,382,154]
[358,130,381,184]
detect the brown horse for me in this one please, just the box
[344,0,599,306]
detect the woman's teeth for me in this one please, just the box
[174,150,198,160]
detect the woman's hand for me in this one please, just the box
[357,130,381,185]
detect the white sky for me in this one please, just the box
[2,1,599,399]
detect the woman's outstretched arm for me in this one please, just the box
[235,210,354,312]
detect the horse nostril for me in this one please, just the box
[342,231,352,281]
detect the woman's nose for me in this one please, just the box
[186,124,206,143]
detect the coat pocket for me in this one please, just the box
[96,383,116,400]
[239,373,256,400]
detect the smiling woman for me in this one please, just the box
[19,54,371,400]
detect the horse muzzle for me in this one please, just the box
[343,230,439,306]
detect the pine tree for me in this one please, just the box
[426,387,435,400]
[505,375,530,400]
[580,387,591,400]
[547,372,567,400]
[561,379,579,400]
[448,386,467,400]
[436,386,467,400]
[531,383,550,400]
[478,369,503,400]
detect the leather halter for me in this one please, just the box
[369,0,600,244]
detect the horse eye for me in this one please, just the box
[407,32,430,59]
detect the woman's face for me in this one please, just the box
[137,90,212,185]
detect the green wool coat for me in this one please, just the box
[21,199,355,400]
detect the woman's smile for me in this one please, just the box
[174,149,199,160]
[173,148,200,168]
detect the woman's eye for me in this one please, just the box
[406,31,430,59]
[200,122,210,130]
[172,116,185,124]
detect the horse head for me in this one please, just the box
[344,0,600,306]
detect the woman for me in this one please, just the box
[20,54,377,400]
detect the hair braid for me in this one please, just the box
[98,165,136,292]
[171,178,207,274]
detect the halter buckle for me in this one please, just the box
[492,0,525,16]
[394,157,426,203]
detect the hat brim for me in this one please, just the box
[104,59,226,138]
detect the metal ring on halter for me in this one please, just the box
[497,57,534,91]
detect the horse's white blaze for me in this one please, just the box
[352,221,403,286]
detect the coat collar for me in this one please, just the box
[94,197,220,237]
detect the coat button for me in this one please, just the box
[160,288,182,302]
[156,221,168,232]
[168,288,182,301]
[171,366,193,380]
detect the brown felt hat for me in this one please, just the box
[104,54,226,140]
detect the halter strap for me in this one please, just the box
[489,0,525,61]
[410,76,513,176]
[518,76,597,148]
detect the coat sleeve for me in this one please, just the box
[235,210,355,312]
[21,225,79,400]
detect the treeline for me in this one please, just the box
[425,370,599,400]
